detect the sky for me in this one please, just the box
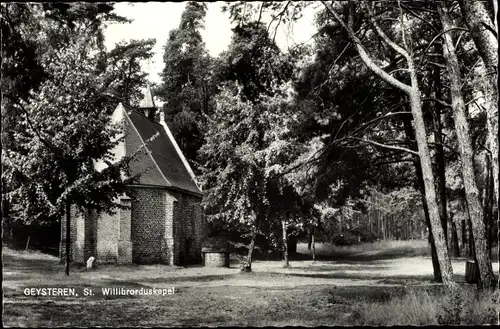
[103,2,320,84]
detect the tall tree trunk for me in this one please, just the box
[382,213,385,240]
[423,180,443,281]
[391,215,394,240]
[408,71,453,285]
[466,203,476,260]
[242,229,256,273]
[65,201,71,276]
[378,212,381,239]
[368,212,372,237]
[461,219,466,252]
[431,55,448,248]
[282,219,289,268]
[450,214,461,257]
[403,115,442,281]
[459,0,499,207]
[311,227,316,262]
[307,227,312,250]
[438,3,494,288]
[482,153,494,258]
[463,196,477,263]
[124,59,133,105]
[1,177,12,243]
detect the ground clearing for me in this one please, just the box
[3,241,499,326]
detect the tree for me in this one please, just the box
[214,21,293,104]
[158,2,213,166]
[102,38,156,106]
[1,4,48,237]
[1,3,129,225]
[220,1,495,289]
[320,0,454,287]
[201,17,308,270]
[200,79,299,272]
[1,3,140,275]
[458,0,498,207]
[437,2,494,288]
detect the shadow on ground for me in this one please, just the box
[2,252,62,273]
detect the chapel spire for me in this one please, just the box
[139,85,156,119]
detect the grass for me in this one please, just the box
[352,285,500,325]
[296,240,431,260]
[3,241,500,327]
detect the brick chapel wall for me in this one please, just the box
[95,210,120,263]
[61,208,119,265]
[130,187,166,264]
[59,190,204,266]
[84,210,97,262]
[168,191,205,265]
[60,205,87,264]
[60,205,127,265]
[117,196,133,263]
[193,199,205,260]
[161,191,176,265]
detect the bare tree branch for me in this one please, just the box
[321,1,412,94]
[416,26,469,70]
[351,137,420,156]
[400,3,439,32]
[348,110,411,138]
[422,97,452,108]
[256,2,264,27]
[427,61,446,69]
[367,2,411,60]
[266,1,291,42]
[308,42,351,99]
[460,58,481,89]
[464,96,484,107]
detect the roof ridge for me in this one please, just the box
[159,120,202,193]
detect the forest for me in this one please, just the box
[1,0,498,295]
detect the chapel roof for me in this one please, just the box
[121,100,202,197]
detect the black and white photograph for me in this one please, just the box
[1,1,499,326]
